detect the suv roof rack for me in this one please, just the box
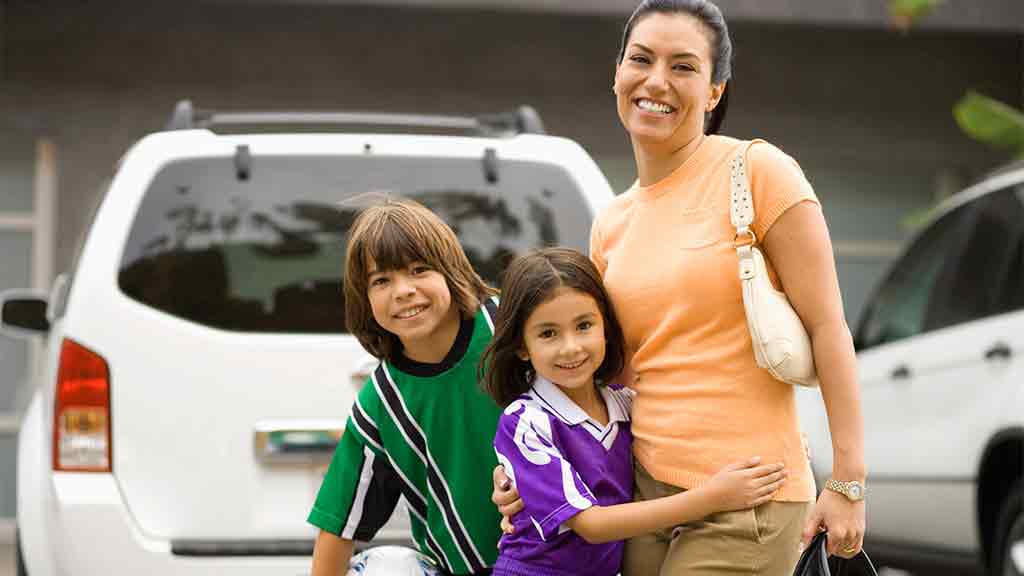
[165,100,546,136]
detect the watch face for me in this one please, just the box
[848,483,863,499]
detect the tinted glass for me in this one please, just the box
[995,185,1024,315]
[857,203,975,349]
[118,155,593,333]
[925,186,1024,331]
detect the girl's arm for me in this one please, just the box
[762,201,866,558]
[567,458,785,544]
[311,531,354,576]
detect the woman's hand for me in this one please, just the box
[801,489,865,558]
[492,465,523,535]
[703,457,787,512]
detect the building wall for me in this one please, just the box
[315,0,1024,33]
[3,2,1020,313]
[0,1,1018,327]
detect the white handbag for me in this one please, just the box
[730,145,818,388]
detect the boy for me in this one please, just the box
[309,198,502,575]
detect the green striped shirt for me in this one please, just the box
[308,299,502,574]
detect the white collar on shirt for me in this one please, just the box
[529,376,631,429]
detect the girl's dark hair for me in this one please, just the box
[344,198,497,361]
[480,247,626,407]
[617,0,733,135]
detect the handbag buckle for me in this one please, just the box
[734,227,757,248]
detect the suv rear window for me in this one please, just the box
[118,154,592,333]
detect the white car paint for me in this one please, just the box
[8,119,615,575]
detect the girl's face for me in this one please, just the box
[367,257,460,362]
[518,287,607,401]
[613,13,725,150]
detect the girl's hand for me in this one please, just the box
[704,457,787,512]
[801,489,865,558]
[492,465,523,535]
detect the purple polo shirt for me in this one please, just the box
[492,377,634,576]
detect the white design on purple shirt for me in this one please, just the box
[493,377,634,576]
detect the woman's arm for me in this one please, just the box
[311,531,354,576]
[762,201,866,557]
[567,458,785,544]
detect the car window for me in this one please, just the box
[994,185,1024,315]
[118,154,592,333]
[924,185,1024,331]
[856,201,976,349]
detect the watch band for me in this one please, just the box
[825,478,866,501]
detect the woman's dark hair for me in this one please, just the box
[480,247,626,407]
[617,0,733,135]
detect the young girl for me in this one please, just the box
[481,247,786,576]
[309,198,503,576]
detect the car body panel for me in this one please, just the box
[799,163,1024,568]
[10,122,615,574]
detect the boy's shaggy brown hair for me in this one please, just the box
[343,198,497,361]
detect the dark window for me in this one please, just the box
[857,202,976,349]
[925,185,1024,331]
[118,155,592,333]
[994,185,1024,315]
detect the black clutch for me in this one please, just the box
[793,532,878,576]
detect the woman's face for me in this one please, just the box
[614,13,725,149]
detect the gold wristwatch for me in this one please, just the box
[824,479,866,502]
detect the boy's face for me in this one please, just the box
[366,257,461,363]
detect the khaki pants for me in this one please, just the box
[623,463,812,576]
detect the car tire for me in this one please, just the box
[15,527,28,576]
[995,482,1024,576]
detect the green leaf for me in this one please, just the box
[954,91,1024,157]
[888,0,944,22]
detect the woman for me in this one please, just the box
[493,1,865,574]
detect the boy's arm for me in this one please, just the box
[309,395,402,561]
[566,458,786,544]
[311,531,354,576]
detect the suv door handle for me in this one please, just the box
[984,342,1012,361]
[890,364,911,380]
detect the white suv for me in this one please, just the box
[0,101,614,576]
[798,161,1024,575]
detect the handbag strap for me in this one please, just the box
[731,142,758,281]
[729,141,757,242]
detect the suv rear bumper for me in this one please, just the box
[31,471,410,575]
[47,473,317,575]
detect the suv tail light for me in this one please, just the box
[53,339,111,472]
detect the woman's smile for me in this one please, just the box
[635,97,676,115]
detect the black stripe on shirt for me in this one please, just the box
[346,450,402,542]
[482,297,498,334]
[350,400,429,521]
[350,397,453,572]
[373,364,487,573]
[351,400,384,449]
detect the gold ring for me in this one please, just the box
[843,545,857,554]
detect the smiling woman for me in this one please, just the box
[598,2,866,573]
[493,2,867,575]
